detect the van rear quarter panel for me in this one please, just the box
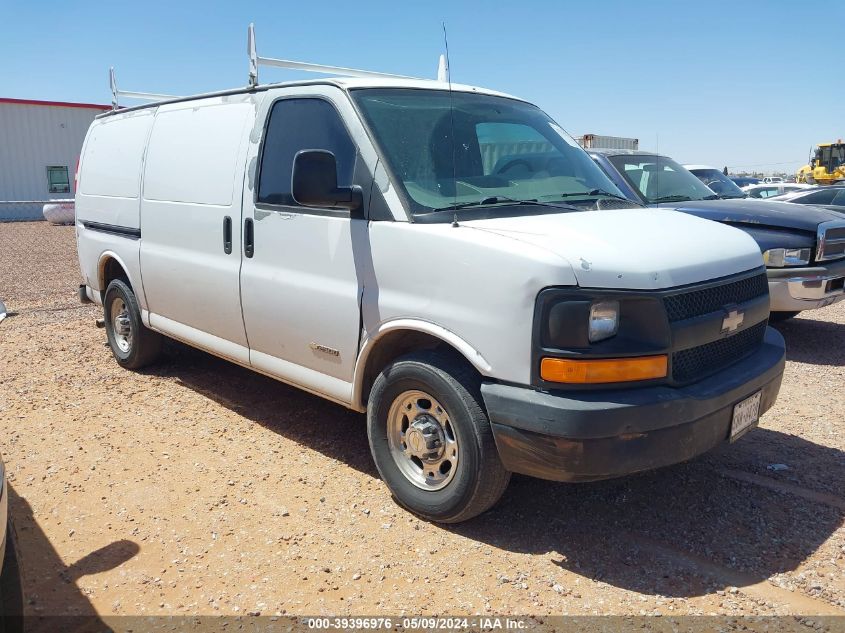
[76,109,155,302]
[76,109,155,229]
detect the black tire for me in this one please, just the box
[103,279,162,370]
[770,311,800,322]
[367,350,511,523]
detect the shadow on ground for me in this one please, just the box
[157,341,844,600]
[7,485,139,632]
[450,430,844,598]
[156,342,376,477]
[772,314,845,366]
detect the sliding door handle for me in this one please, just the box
[244,218,254,258]
[223,216,232,254]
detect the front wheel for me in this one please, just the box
[367,351,511,523]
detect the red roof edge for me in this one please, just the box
[0,97,111,111]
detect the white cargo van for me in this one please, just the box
[76,41,785,522]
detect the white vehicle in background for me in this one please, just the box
[743,182,814,199]
[74,25,785,522]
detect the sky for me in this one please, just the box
[1,0,843,174]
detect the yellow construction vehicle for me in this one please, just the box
[797,140,845,184]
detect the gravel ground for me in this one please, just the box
[0,221,843,621]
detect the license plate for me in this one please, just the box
[730,391,761,441]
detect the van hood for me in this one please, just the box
[462,208,763,290]
[657,198,845,233]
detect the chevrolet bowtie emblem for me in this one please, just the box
[721,308,745,333]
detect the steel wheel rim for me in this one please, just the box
[387,389,459,491]
[110,297,132,354]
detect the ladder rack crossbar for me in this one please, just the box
[115,90,180,101]
[247,23,441,86]
[256,55,417,80]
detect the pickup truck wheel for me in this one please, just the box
[103,279,162,370]
[367,351,511,523]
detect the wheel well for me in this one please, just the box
[359,330,480,407]
[100,257,130,297]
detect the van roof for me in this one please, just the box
[97,77,524,119]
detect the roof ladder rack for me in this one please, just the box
[109,67,181,110]
[247,23,441,87]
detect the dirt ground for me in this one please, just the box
[0,221,843,622]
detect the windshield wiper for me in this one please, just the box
[651,195,693,203]
[542,189,644,208]
[428,196,580,214]
[551,189,632,202]
[588,188,635,202]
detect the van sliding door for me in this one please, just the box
[139,95,257,363]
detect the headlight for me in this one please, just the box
[763,248,811,267]
[588,300,619,342]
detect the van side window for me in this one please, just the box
[257,98,355,207]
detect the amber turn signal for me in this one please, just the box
[540,355,668,384]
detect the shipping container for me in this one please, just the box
[576,134,639,151]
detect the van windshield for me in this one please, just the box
[351,88,634,221]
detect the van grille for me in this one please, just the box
[672,321,767,384]
[664,273,769,322]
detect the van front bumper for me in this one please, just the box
[767,258,845,312]
[481,327,785,482]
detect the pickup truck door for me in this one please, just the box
[239,89,369,405]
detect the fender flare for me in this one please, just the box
[97,250,136,292]
[351,318,492,411]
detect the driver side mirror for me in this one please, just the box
[292,150,363,216]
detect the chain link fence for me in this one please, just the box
[0,220,83,316]
[1,199,75,222]
[0,200,50,222]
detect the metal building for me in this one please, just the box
[0,97,110,221]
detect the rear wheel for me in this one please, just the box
[103,279,162,370]
[367,351,510,523]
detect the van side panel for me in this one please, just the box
[139,95,258,363]
[76,109,155,305]
[142,105,248,205]
[76,110,155,229]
